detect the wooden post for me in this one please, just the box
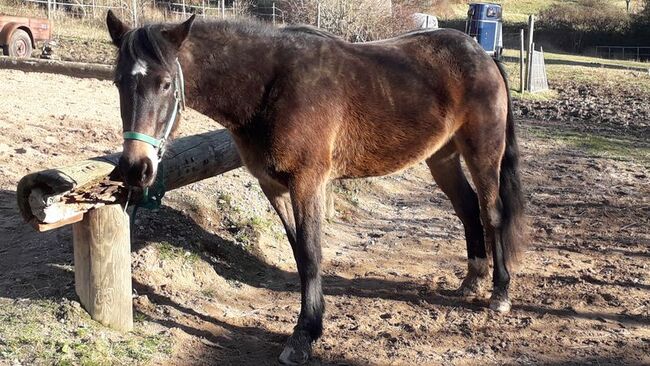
[317,2,321,28]
[221,0,225,19]
[519,28,525,93]
[132,0,138,26]
[73,205,133,332]
[526,15,535,92]
[272,2,276,25]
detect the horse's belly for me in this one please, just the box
[333,128,451,179]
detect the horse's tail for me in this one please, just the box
[495,60,527,271]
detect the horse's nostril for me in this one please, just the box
[140,158,155,186]
[140,161,149,183]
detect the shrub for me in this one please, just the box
[279,0,417,42]
[538,0,630,51]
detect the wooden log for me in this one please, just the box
[73,204,133,331]
[0,56,114,80]
[17,129,242,230]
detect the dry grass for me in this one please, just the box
[439,0,628,23]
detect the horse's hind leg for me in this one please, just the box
[426,142,489,297]
[455,124,512,313]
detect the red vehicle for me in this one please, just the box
[0,15,52,58]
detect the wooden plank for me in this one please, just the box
[73,205,133,332]
[30,213,83,232]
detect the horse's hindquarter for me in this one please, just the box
[330,29,495,179]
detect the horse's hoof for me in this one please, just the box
[457,276,485,298]
[489,297,511,313]
[278,330,312,365]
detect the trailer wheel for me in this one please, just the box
[5,29,33,58]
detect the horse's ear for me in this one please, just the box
[162,14,196,49]
[106,10,129,47]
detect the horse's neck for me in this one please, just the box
[181,23,279,130]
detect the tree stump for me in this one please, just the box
[72,204,133,332]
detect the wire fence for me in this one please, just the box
[14,0,287,25]
[595,46,650,62]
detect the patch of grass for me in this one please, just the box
[503,48,650,71]
[248,216,273,232]
[333,182,362,207]
[528,127,650,164]
[156,241,200,266]
[201,288,217,298]
[513,89,559,101]
[216,192,233,207]
[500,49,650,99]
[0,299,172,365]
[443,0,626,23]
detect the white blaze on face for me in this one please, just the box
[131,59,148,76]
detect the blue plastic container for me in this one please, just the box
[465,3,503,58]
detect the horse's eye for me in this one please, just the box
[162,81,172,92]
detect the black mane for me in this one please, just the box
[281,25,342,40]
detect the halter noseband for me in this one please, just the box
[123,58,186,160]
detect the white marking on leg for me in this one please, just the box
[131,59,148,76]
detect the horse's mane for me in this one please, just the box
[282,25,342,40]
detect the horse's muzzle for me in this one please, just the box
[119,154,156,188]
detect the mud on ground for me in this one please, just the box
[0,68,648,366]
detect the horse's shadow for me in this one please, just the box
[3,181,649,365]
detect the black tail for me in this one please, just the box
[495,60,527,271]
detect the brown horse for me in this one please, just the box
[107,11,526,365]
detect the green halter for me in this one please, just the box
[123,58,186,160]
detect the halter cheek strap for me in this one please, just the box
[123,58,186,160]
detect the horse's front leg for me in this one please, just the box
[278,177,326,365]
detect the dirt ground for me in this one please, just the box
[0,67,648,366]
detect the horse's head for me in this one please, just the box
[106,10,195,188]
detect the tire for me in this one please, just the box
[7,29,33,58]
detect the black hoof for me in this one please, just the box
[278,330,312,365]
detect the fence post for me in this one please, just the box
[131,0,138,26]
[272,2,276,25]
[202,0,205,18]
[221,0,225,18]
[317,2,321,28]
[526,15,535,92]
[73,205,133,332]
[519,28,525,93]
[47,0,51,19]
